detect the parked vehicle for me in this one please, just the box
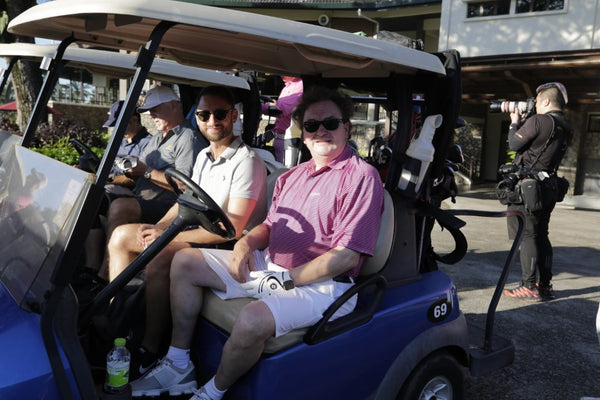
[2,1,522,399]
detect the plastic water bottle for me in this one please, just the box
[104,338,132,398]
[397,114,442,197]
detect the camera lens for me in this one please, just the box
[489,100,502,113]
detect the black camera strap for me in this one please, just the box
[528,112,569,174]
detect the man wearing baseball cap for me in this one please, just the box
[84,100,153,274]
[101,85,208,277]
[103,100,152,192]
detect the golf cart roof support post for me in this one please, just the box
[39,22,175,400]
[20,35,75,148]
[384,76,412,192]
[95,20,176,187]
[0,57,17,100]
[41,184,106,400]
[428,50,462,181]
[40,288,77,400]
[483,211,524,351]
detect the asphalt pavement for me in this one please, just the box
[432,188,600,399]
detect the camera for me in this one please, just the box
[497,163,540,190]
[489,98,536,117]
[498,163,518,176]
[497,163,519,191]
[114,155,138,171]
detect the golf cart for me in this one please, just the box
[2,1,523,399]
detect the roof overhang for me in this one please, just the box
[461,51,600,106]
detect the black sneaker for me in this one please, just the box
[130,345,159,380]
[537,283,556,301]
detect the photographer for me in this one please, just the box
[503,82,572,302]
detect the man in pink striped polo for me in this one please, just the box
[130,86,384,400]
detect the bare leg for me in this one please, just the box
[101,197,142,274]
[169,248,227,349]
[169,249,275,391]
[106,223,144,282]
[214,301,275,390]
[141,241,192,354]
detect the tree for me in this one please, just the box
[0,0,42,131]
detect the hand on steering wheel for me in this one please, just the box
[164,168,236,239]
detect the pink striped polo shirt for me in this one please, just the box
[264,145,384,276]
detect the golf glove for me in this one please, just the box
[241,270,295,299]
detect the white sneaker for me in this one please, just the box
[190,386,214,400]
[130,357,197,397]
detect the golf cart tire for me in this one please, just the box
[397,351,464,400]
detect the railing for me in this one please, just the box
[457,152,480,181]
[50,87,119,106]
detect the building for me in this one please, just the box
[202,0,599,205]
[438,0,600,204]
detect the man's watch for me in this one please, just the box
[144,168,153,180]
[282,275,295,290]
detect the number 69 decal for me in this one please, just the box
[427,299,452,323]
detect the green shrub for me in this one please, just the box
[34,119,106,148]
[32,136,104,165]
[31,120,106,165]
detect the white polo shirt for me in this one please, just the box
[191,136,267,230]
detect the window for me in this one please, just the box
[588,115,600,132]
[467,1,511,18]
[516,0,564,13]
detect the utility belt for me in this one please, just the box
[496,165,569,213]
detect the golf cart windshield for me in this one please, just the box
[0,146,92,310]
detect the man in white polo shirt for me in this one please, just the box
[107,86,267,376]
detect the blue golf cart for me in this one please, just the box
[1,1,522,399]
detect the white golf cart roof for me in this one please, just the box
[0,42,249,90]
[8,0,446,78]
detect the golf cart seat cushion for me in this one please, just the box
[358,188,393,276]
[200,188,394,354]
[266,167,288,209]
[201,293,306,353]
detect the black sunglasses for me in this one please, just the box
[195,108,232,122]
[303,118,345,133]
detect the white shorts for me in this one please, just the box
[200,248,357,337]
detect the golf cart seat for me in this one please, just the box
[200,188,394,353]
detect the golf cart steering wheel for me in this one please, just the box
[70,138,100,173]
[164,168,236,239]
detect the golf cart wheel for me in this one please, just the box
[397,351,464,400]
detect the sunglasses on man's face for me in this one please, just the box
[195,108,232,122]
[303,118,345,133]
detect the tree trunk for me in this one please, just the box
[1,0,42,131]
